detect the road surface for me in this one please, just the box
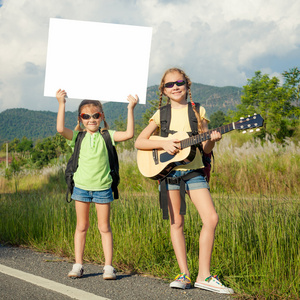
[0,245,233,300]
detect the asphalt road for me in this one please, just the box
[0,245,233,300]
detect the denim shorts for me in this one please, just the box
[161,170,210,191]
[72,186,114,204]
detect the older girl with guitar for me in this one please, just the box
[135,68,234,294]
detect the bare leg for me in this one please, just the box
[168,190,190,277]
[188,188,219,282]
[95,203,113,266]
[74,201,90,264]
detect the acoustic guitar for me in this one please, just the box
[137,114,264,180]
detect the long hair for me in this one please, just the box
[158,68,204,133]
[74,100,109,132]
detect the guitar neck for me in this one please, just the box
[180,122,235,149]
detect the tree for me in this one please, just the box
[227,69,300,143]
[16,137,33,154]
[282,67,300,116]
[208,111,226,129]
[7,138,20,152]
[112,115,134,151]
[142,98,160,128]
[31,134,70,168]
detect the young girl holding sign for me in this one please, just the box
[135,68,234,294]
[56,89,138,279]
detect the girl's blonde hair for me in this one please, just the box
[158,68,204,133]
[74,100,109,132]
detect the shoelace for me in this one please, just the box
[205,275,225,286]
[175,273,191,283]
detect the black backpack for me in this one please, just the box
[65,129,120,203]
[160,102,213,182]
[158,102,213,220]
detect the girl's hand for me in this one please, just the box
[163,139,181,155]
[56,89,67,104]
[210,130,222,142]
[127,94,139,109]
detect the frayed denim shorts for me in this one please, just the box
[72,186,114,204]
[161,170,210,191]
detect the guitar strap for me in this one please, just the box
[159,102,204,220]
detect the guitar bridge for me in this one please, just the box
[152,149,158,165]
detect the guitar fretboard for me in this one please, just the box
[180,123,235,149]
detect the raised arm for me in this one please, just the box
[56,89,73,140]
[113,94,138,142]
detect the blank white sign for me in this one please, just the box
[44,18,152,104]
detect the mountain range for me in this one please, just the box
[0,83,242,143]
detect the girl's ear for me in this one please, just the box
[74,118,82,131]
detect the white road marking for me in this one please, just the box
[0,264,110,300]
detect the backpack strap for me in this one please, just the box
[100,129,119,199]
[160,102,200,137]
[160,104,177,137]
[158,101,213,219]
[188,102,214,179]
[65,131,86,203]
[188,102,200,136]
[159,169,205,219]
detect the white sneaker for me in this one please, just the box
[68,263,84,278]
[169,273,191,289]
[194,275,234,294]
[103,265,116,280]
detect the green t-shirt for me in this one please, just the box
[68,130,116,191]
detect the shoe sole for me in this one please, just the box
[68,270,84,278]
[170,282,191,289]
[194,282,233,294]
[103,272,116,280]
[68,274,83,278]
[103,275,116,280]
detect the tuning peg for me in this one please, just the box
[242,130,246,134]
[240,117,244,120]
[254,113,257,115]
[248,115,250,117]
[256,128,260,132]
[249,129,254,132]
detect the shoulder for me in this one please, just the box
[105,129,116,146]
[68,130,80,148]
[199,105,210,122]
[150,109,160,126]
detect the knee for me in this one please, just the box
[98,223,112,235]
[203,213,219,229]
[76,223,89,233]
[170,216,184,231]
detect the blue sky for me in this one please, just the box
[0,0,299,112]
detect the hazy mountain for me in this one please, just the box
[0,83,242,143]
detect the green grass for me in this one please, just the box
[0,136,299,299]
[0,169,299,299]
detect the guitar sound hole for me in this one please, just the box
[160,152,174,163]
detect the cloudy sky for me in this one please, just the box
[0,0,299,113]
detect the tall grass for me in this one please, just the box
[0,136,299,299]
[210,133,300,195]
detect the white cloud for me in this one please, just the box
[0,0,299,113]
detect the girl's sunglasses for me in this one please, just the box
[164,80,186,88]
[80,112,102,120]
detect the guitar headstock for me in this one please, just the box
[234,114,264,132]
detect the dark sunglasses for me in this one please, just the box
[164,80,186,88]
[80,112,102,120]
